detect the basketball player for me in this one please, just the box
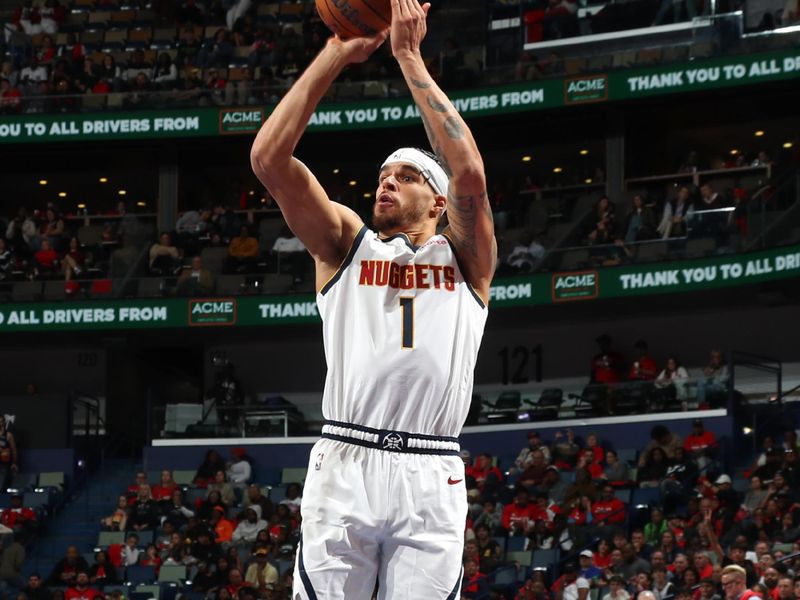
[250,0,496,597]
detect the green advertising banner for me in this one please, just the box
[1,244,799,332]
[1,48,799,143]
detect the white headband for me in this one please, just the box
[381,148,449,197]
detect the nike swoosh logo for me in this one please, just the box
[447,477,463,485]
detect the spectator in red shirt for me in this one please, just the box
[151,469,179,502]
[684,419,719,473]
[224,569,251,597]
[65,572,104,600]
[126,471,148,498]
[592,485,626,526]
[461,558,489,599]
[0,494,37,535]
[33,239,59,277]
[0,78,22,114]
[591,334,625,384]
[502,488,537,535]
[628,340,658,380]
[466,453,504,496]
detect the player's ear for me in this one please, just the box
[432,194,447,219]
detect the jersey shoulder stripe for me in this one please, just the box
[319,224,369,296]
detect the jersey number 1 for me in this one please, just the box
[400,297,414,349]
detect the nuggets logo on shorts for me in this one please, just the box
[382,433,404,451]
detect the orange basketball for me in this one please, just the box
[315,0,392,39]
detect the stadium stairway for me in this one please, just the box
[23,457,141,578]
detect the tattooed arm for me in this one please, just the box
[390,0,496,304]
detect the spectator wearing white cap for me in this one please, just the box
[579,549,602,582]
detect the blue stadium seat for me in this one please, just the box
[492,565,519,585]
[260,467,282,485]
[614,489,632,504]
[23,491,50,510]
[506,536,527,553]
[126,565,156,585]
[277,559,294,576]
[532,548,560,576]
[492,536,507,555]
[615,448,637,465]
[269,484,287,503]
[632,487,661,507]
[0,493,10,508]
[136,530,155,546]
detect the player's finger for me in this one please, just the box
[421,2,431,17]
[391,0,407,18]
[406,0,423,16]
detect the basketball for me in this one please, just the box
[315,0,392,39]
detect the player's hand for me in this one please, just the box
[390,0,431,59]
[328,29,389,65]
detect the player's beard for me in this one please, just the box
[372,198,428,234]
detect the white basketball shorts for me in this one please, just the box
[292,437,467,600]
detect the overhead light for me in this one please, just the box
[248,190,255,196]
[348,180,357,186]
[579,149,589,155]
[136,201,146,207]
[585,178,593,184]
[58,192,67,197]
[729,149,739,155]
[98,177,108,183]
[783,142,793,149]
[754,130,765,137]
[553,167,563,173]
[77,203,86,209]
[260,198,266,204]
[333,168,340,174]
[118,190,127,196]
[363,192,372,198]
[521,155,532,162]
[743,426,753,435]
[39,179,48,186]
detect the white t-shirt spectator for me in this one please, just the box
[20,64,48,83]
[272,236,305,253]
[563,577,590,600]
[121,545,140,567]
[227,459,252,485]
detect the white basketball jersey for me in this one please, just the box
[316,226,488,438]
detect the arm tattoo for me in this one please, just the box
[410,77,432,89]
[444,116,465,140]
[420,111,454,178]
[447,190,489,258]
[426,95,449,113]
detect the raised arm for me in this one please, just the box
[390,0,496,303]
[249,32,388,272]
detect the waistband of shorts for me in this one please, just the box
[320,420,461,456]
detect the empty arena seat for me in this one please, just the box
[281,467,307,485]
[38,472,65,490]
[157,565,186,584]
[97,531,125,547]
[127,565,157,585]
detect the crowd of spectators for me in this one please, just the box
[0,0,413,114]
[583,336,730,414]
[458,422,800,599]
[28,449,301,599]
[0,200,308,295]
[1,418,799,600]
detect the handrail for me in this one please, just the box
[744,171,800,251]
[626,164,771,188]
